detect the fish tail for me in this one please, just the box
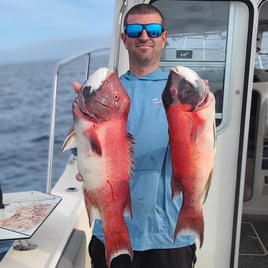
[174,207,204,248]
[103,217,133,267]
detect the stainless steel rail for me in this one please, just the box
[46,48,110,193]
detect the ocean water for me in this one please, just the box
[0,49,110,258]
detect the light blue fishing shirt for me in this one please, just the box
[92,68,196,250]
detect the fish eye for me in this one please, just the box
[114,94,120,101]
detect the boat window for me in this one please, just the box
[254,31,268,81]
[153,0,250,128]
[262,32,268,54]
[255,1,268,73]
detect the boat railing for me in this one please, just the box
[46,47,110,193]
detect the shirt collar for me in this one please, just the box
[121,68,168,81]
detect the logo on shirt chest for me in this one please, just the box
[151,98,163,108]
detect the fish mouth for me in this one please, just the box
[73,98,96,120]
[73,97,113,121]
[162,66,210,111]
[72,98,89,119]
[196,88,209,109]
[73,68,116,121]
[184,78,208,110]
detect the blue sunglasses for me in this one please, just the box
[124,23,164,38]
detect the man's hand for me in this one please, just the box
[73,82,82,93]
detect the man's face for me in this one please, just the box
[121,13,168,67]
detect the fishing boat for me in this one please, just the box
[1,0,268,267]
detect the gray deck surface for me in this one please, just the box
[239,214,268,268]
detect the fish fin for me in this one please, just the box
[190,115,205,143]
[126,132,135,176]
[84,128,102,155]
[126,132,135,152]
[83,188,99,226]
[123,187,132,219]
[202,169,214,204]
[103,216,133,267]
[123,206,132,218]
[213,119,217,148]
[61,129,77,152]
[174,206,204,248]
[171,173,182,199]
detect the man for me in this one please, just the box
[74,3,196,268]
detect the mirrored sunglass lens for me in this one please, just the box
[145,24,163,37]
[125,24,163,38]
[126,24,143,37]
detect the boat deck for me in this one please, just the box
[239,214,268,268]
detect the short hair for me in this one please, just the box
[123,3,165,27]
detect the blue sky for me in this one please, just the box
[0,0,115,63]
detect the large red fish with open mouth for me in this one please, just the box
[62,67,134,267]
[162,66,216,247]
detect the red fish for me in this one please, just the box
[162,66,216,247]
[62,68,134,267]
